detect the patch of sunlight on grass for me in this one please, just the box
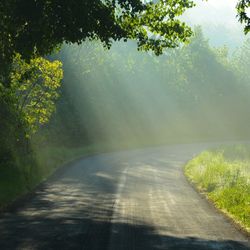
[185,144,250,233]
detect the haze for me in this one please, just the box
[183,0,246,47]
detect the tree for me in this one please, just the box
[9,54,63,136]
[0,0,195,85]
[237,0,250,33]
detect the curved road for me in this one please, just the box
[0,144,249,249]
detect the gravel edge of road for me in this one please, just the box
[182,161,250,240]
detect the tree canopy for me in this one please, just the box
[0,0,195,82]
[1,0,249,83]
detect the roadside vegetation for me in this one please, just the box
[185,145,250,233]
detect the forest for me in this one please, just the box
[0,0,250,207]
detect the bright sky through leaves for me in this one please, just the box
[182,0,248,47]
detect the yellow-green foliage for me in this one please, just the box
[185,145,250,232]
[10,53,63,136]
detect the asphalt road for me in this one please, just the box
[0,144,249,250]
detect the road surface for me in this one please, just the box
[0,144,249,249]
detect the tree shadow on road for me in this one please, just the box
[0,216,249,250]
[0,152,249,249]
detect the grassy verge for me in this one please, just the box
[185,144,250,233]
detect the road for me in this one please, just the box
[0,144,249,250]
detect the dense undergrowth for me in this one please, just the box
[185,144,250,233]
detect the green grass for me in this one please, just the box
[185,144,250,233]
